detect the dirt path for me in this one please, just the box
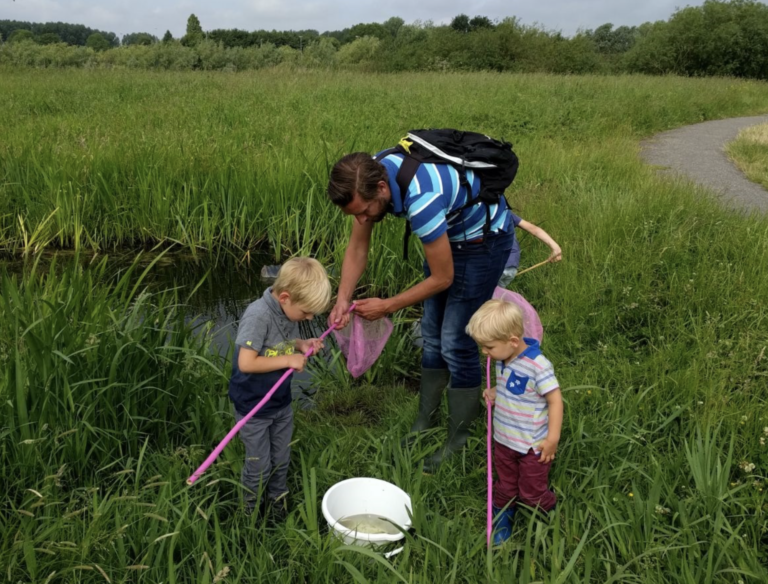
[640,114,768,213]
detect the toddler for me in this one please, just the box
[466,299,563,544]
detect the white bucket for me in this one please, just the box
[322,478,412,556]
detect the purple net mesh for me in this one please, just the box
[492,287,544,342]
[332,314,394,378]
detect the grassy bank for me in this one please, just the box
[2,70,768,582]
[728,121,768,190]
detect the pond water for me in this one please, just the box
[2,250,328,404]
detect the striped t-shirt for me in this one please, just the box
[378,152,514,243]
[494,338,560,455]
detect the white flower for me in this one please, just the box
[739,461,756,473]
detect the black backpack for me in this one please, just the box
[374,129,519,260]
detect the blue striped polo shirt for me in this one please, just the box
[378,152,515,244]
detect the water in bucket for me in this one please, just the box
[322,477,412,557]
[338,514,401,535]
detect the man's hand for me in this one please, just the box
[483,386,497,406]
[354,298,391,321]
[286,354,307,373]
[330,299,352,329]
[538,437,558,464]
[296,338,324,355]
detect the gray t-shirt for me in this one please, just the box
[236,287,300,357]
[229,287,300,417]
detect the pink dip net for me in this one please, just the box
[332,314,394,378]
[492,287,544,342]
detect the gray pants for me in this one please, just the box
[235,404,293,509]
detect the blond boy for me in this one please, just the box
[466,299,563,544]
[229,257,331,519]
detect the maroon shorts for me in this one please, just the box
[493,440,556,511]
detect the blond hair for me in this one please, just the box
[466,299,524,344]
[273,257,332,314]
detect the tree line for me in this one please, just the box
[2,1,768,80]
[0,20,119,48]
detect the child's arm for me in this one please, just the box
[238,347,307,374]
[539,388,563,464]
[517,219,562,263]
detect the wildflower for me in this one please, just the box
[739,461,756,473]
[213,567,230,583]
[655,505,671,515]
[587,390,592,396]
[698,401,704,405]
[763,427,768,436]
[761,437,765,447]
[628,492,634,498]
[741,415,748,423]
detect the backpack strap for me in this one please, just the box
[446,166,495,237]
[375,148,421,261]
[374,147,496,258]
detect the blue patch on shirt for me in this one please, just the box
[507,373,529,395]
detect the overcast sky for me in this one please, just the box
[3,0,708,39]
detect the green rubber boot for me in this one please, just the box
[401,368,449,447]
[422,386,481,474]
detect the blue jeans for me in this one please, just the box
[421,230,515,388]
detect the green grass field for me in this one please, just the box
[1,70,768,582]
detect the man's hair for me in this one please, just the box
[273,257,332,315]
[327,152,388,207]
[466,299,525,344]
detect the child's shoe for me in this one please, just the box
[492,505,516,546]
[268,496,288,524]
[243,497,267,519]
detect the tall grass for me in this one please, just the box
[1,70,768,295]
[1,70,768,581]
[2,258,767,582]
